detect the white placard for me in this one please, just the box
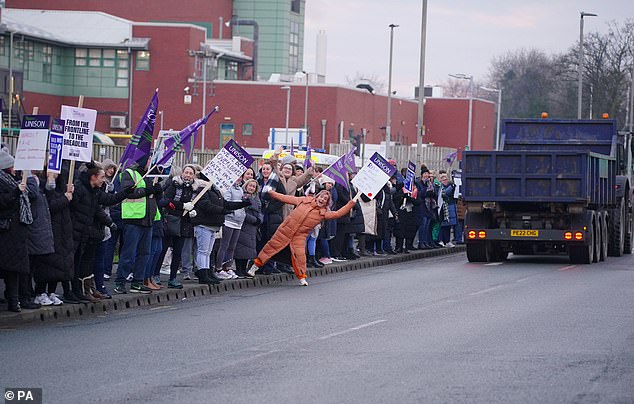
[14,115,51,171]
[60,105,97,162]
[201,139,254,195]
[350,152,397,200]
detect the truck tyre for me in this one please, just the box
[569,218,594,264]
[593,214,600,263]
[608,199,624,257]
[599,211,608,261]
[623,193,632,254]
[466,243,488,262]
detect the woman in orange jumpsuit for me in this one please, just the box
[247,189,357,285]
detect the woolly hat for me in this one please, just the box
[420,166,430,175]
[281,154,297,166]
[319,175,335,186]
[0,149,15,170]
[101,158,117,172]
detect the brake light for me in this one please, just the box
[468,230,476,239]
[564,232,572,240]
[574,232,583,240]
[478,231,486,239]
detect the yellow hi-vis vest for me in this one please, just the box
[121,169,146,219]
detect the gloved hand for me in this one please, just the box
[123,185,136,195]
[238,199,252,208]
[152,182,163,196]
[109,223,118,232]
[183,201,195,211]
[261,185,272,194]
[188,210,198,218]
[168,202,176,210]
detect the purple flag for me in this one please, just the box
[303,140,312,169]
[445,150,458,166]
[322,147,356,190]
[290,138,294,155]
[120,90,158,169]
[156,107,218,167]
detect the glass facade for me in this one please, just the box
[0,35,136,98]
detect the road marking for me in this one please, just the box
[469,285,504,296]
[558,265,577,271]
[149,306,172,311]
[484,262,504,266]
[318,320,387,340]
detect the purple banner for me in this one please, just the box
[404,161,416,193]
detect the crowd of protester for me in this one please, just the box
[0,144,463,312]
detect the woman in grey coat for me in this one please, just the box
[234,179,263,277]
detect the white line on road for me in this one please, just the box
[469,285,505,296]
[318,320,387,340]
[558,265,577,271]
[484,262,504,266]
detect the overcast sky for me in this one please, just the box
[303,0,633,98]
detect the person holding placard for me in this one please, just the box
[0,149,32,312]
[247,188,357,286]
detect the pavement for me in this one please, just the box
[0,246,465,328]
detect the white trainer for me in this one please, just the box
[247,264,259,277]
[34,293,54,306]
[446,242,456,248]
[126,273,134,281]
[48,293,64,306]
[226,270,239,279]
[299,279,308,286]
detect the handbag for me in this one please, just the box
[164,214,181,237]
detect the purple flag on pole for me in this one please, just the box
[303,140,312,169]
[445,150,458,166]
[157,107,218,167]
[290,138,294,155]
[119,90,158,169]
[322,147,357,190]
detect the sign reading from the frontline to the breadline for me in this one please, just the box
[60,105,97,162]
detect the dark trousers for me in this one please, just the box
[156,235,185,281]
[116,224,152,284]
[330,230,348,257]
[3,271,19,306]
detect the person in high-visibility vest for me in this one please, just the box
[113,166,163,295]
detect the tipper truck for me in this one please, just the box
[462,118,633,264]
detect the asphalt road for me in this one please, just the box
[1,252,634,404]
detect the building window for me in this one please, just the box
[42,45,53,83]
[242,123,253,136]
[135,51,150,71]
[75,48,87,66]
[116,50,129,87]
[225,61,238,80]
[291,0,300,13]
[102,49,115,67]
[0,36,5,56]
[289,21,299,73]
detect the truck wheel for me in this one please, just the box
[600,211,608,261]
[569,219,594,264]
[466,243,488,262]
[608,199,624,257]
[623,193,632,254]
[593,214,600,263]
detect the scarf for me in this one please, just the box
[0,170,33,224]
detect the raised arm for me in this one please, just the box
[268,190,304,206]
[324,200,356,220]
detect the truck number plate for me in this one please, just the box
[510,230,538,237]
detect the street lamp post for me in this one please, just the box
[281,85,291,148]
[158,110,164,131]
[578,11,597,119]
[416,0,428,167]
[450,73,474,150]
[386,24,399,158]
[302,70,309,144]
[480,86,502,150]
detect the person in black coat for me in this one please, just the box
[0,150,32,312]
[256,161,286,274]
[235,178,263,277]
[70,163,128,301]
[31,172,77,303]
[393,181,420,252]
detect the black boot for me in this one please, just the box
[5,272,21,312]
[71,279,91,303]
[195,269,220,285]
[308,256,324,268]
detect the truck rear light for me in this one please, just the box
[478,231,486,239]
[564,232,572,240]
[574,232,583,240]
[468,230,476,239]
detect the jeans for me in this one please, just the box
[417,216,431,247]
[215,226,240,269]
[383,217,395,251]
[307,234,316,256]
[102,226,121,276]
[318,238,331,258]
[146,236,163,279]
[194,226,216,270]
[116,224,152,284]
[181,237,193,274]
[454,221,464,243]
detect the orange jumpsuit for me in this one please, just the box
[254,191,355,279]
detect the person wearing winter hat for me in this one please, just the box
[0,149,33,312]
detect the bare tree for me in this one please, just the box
[345,72,386,94]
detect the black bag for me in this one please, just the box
[164,214,181,237]
[0,218,10,232]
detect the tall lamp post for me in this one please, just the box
[416,0,428,167]
[480,86,502,150]
[578,11,597,119]
[302,70,309,144]
[450,73,474,150]
[281,85,291,148]
[386,23,399,158]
